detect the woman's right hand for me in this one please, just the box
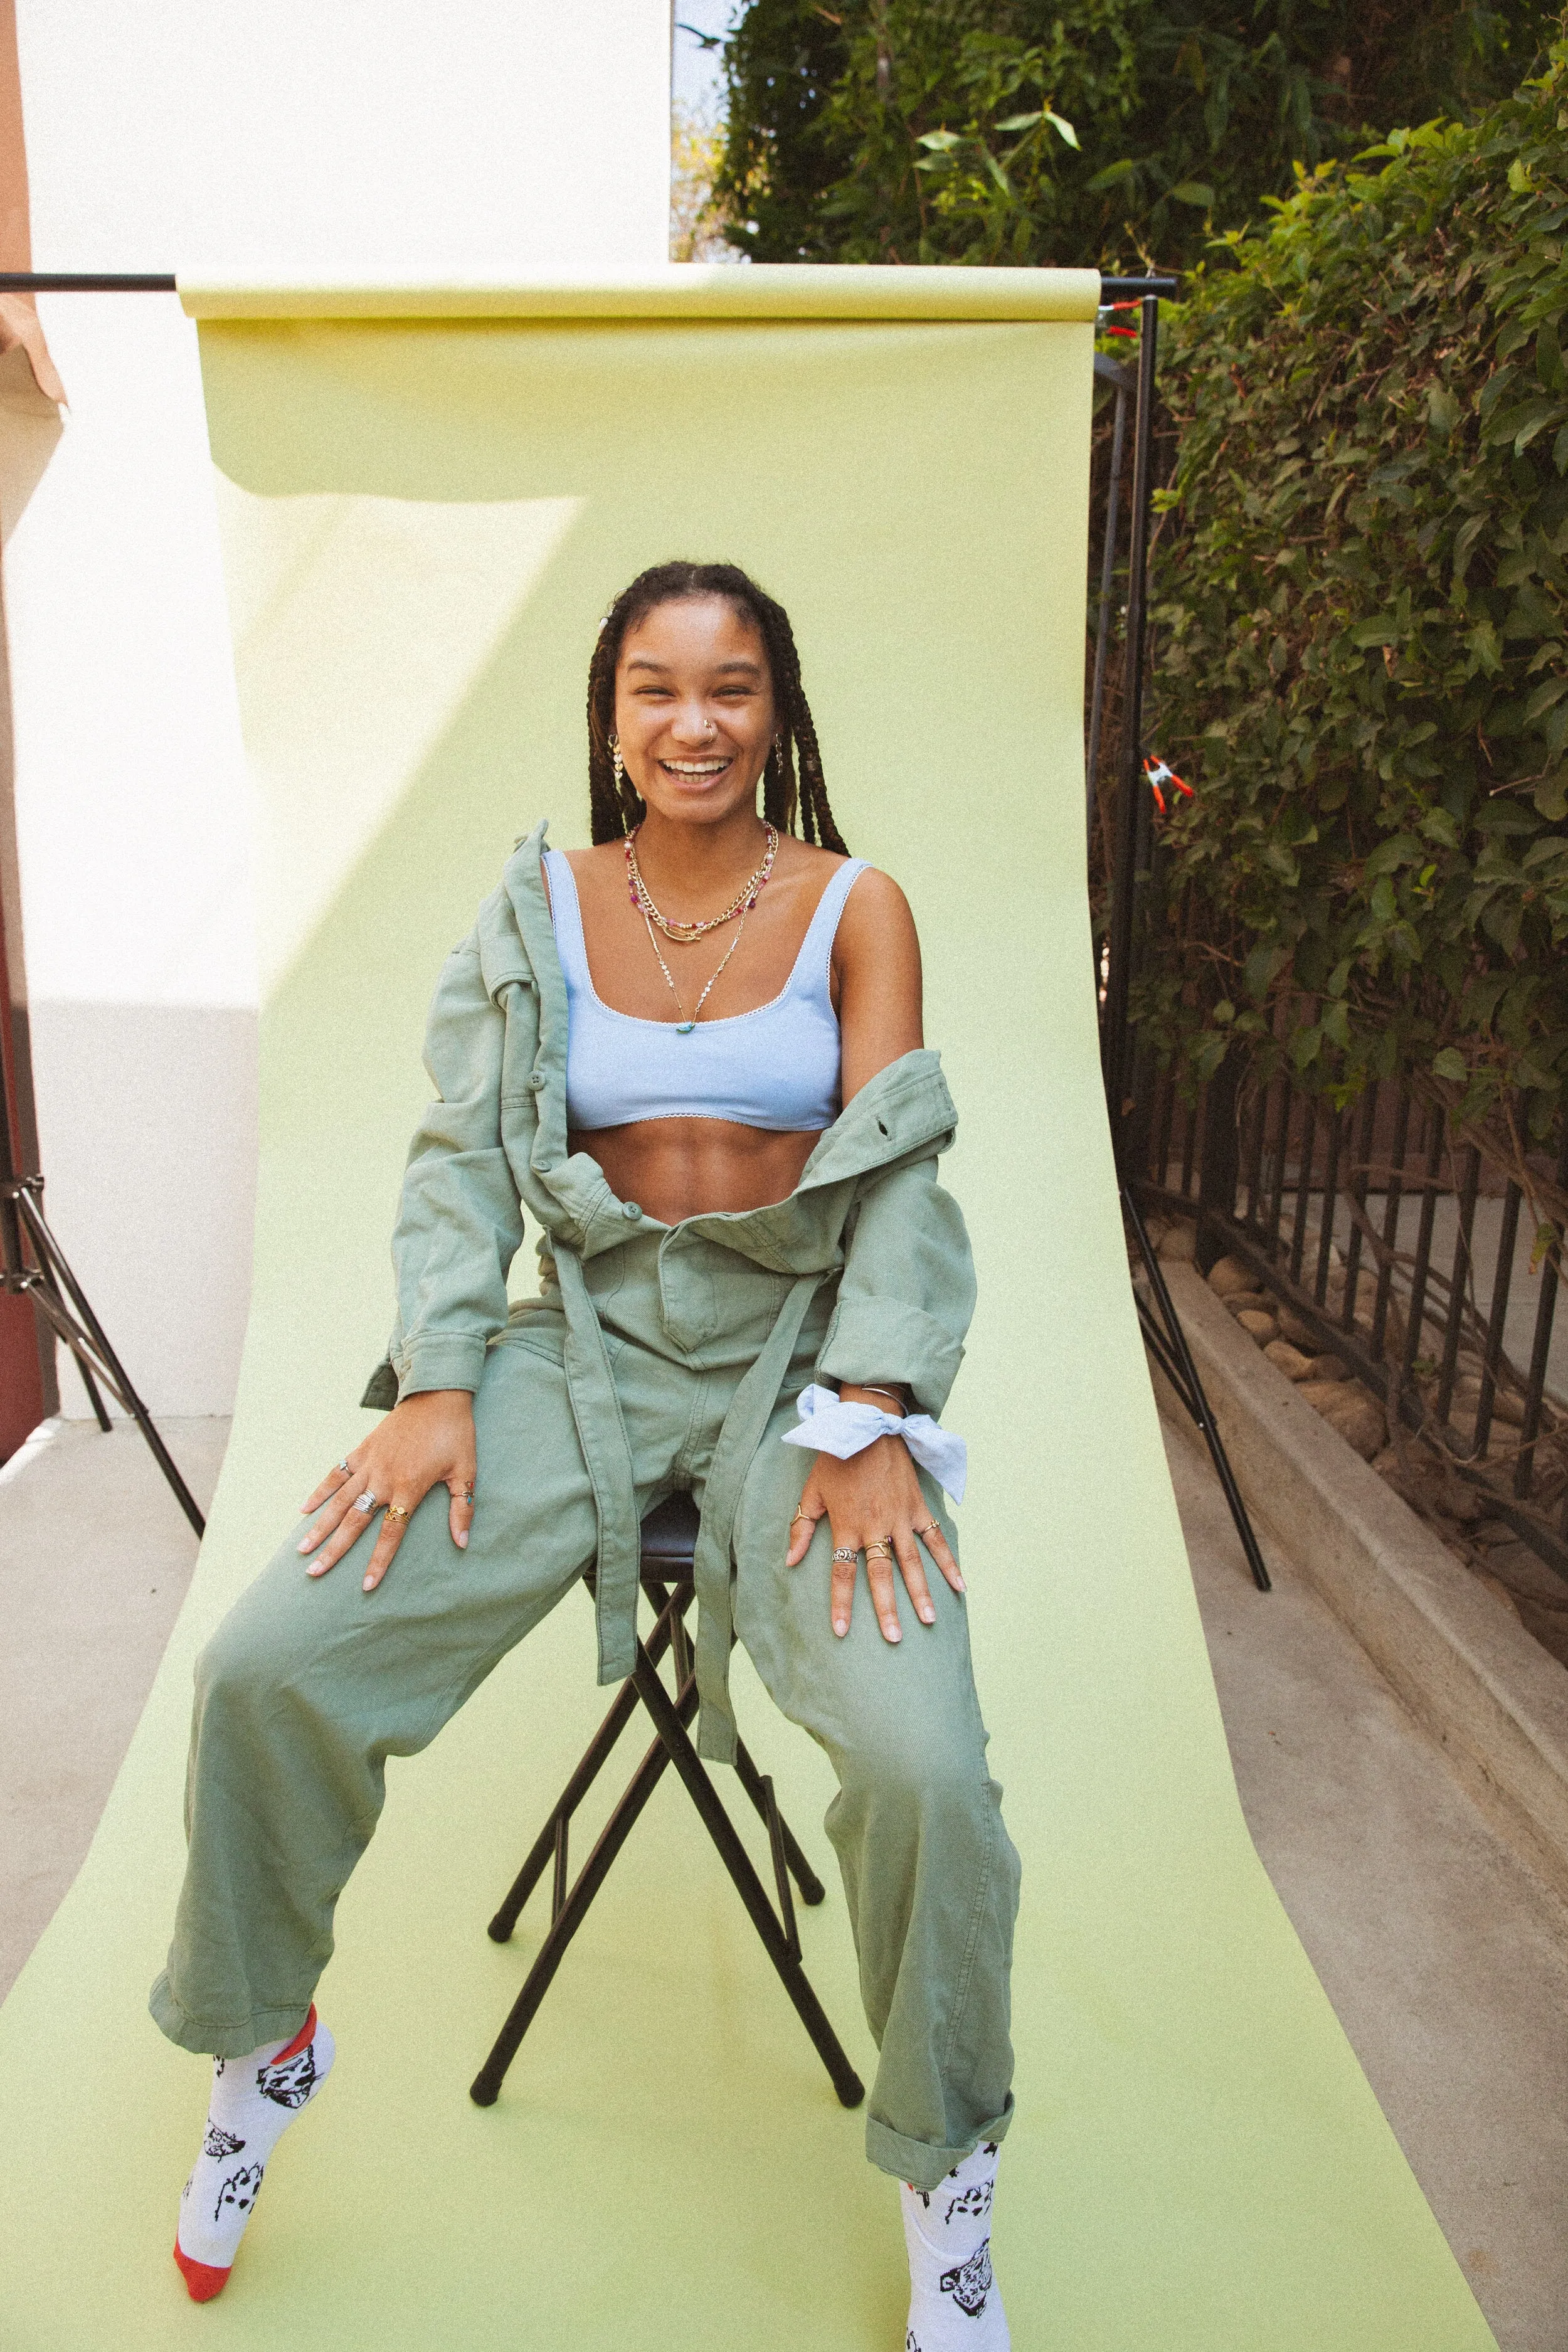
[297,1389,477,1592]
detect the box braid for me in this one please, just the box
[586,561,848,854]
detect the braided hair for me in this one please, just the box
[586,561,848,853]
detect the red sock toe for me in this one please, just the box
[174,2240,231,2302]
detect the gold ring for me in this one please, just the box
[385,1503,410,1525]
[864,1538,894,1561]
[915,1519,941,1540]
[790,1508,815,1526]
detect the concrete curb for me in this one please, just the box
[1152,1259,1568,1910]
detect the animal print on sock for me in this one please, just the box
[901,2139,1008,2349]
[214,2163,265,2227]
[944,2178,993,2227]
[257,2042,317,2109]
[203,2124,245,2161]
[940,2240,993,2318]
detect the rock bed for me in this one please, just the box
[1143,1214,1568,1673]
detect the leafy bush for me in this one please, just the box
[716,0,1556,272]
[1143,31,1568,1177]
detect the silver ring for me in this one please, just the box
[336,1458,352,1476]
[831,1545,858,1564]
[354,1490,378,1514]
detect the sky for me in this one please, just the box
[671,1,738,117]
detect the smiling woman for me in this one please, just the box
[150,558,1017,2350]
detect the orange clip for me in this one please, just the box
[1143,757,1192,816]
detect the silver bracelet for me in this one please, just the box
[853,1384,907,1412]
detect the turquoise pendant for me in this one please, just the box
[676,1020,696,1034]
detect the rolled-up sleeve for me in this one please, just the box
[815,1156,975,1417]
[388,935,527,1398]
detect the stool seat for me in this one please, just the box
[469,1496,864,2114]
[637,1490,701,1562]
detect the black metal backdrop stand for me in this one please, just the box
[1092,278,1271,1592]
[0,267,203,1535]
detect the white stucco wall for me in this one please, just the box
[9,3,672,1416]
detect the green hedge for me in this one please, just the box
[1145,31,1568,1168]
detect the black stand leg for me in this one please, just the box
[4,1178,206,1537]
[1125,1186,1271,1592]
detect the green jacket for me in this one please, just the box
[366,820,976,1759]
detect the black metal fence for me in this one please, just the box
[1130,1051,1568,1581]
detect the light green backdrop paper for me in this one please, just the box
[0,276,1495,2351]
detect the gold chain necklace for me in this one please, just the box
[638,901,755,1033]
[624,822,778,943]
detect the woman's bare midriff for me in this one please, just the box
[571,1116,820,1225]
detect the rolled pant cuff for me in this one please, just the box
[149,1970,313,2061]
[864,2092,1014,2191]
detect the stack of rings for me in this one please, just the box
[353,1491,378,1515]
[385,1503,409,1526]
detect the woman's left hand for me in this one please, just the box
[785,1408,964,1641]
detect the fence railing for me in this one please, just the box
[1130,1053,1568,1581]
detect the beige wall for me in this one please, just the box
[9,2,672,1416]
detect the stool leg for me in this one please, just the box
[470,1712,684,2107]
[630,1646,866,2111]
[732,1737,826,1905]
[487,1585,688,1943]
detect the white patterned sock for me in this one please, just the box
[174,2007,335,2297]
[901,2139,1009,2351]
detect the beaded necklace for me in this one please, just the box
[624,823,779,1032]
[625,822,778,941]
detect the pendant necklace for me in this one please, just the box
[625,822,778,1031]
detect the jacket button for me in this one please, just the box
[622,1200,641,1220]
[528,1072,545,1090]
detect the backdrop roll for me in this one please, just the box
[0,270,1495,2351]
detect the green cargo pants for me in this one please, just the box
[150,1236,1019,2189]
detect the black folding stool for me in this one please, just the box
[469,1492,866,2111]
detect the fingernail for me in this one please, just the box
[455,1530,468,1549]
[956,1578,967,1593]
[307,1564,324,1577]
[363,1574,375,1591]
[297,1539,312,1554]
[886,1627,902,1643]
[833,1618,848,1636]
[919,1604,935,1623]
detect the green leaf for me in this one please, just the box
[1364,832,1426,876]
[1351,616,1401,648]
[1427,384,1461,437]
[916,129,961,152]
[1525,672,1568,722]
[1044,112,1079,150]
[1535,770,1568,821]
[1170,181,1215,208]
[1433,1047,1470,1082]
[993,111,1042,134]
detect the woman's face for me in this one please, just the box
[614,595,777,829]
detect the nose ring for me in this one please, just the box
[702,721,716,739]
